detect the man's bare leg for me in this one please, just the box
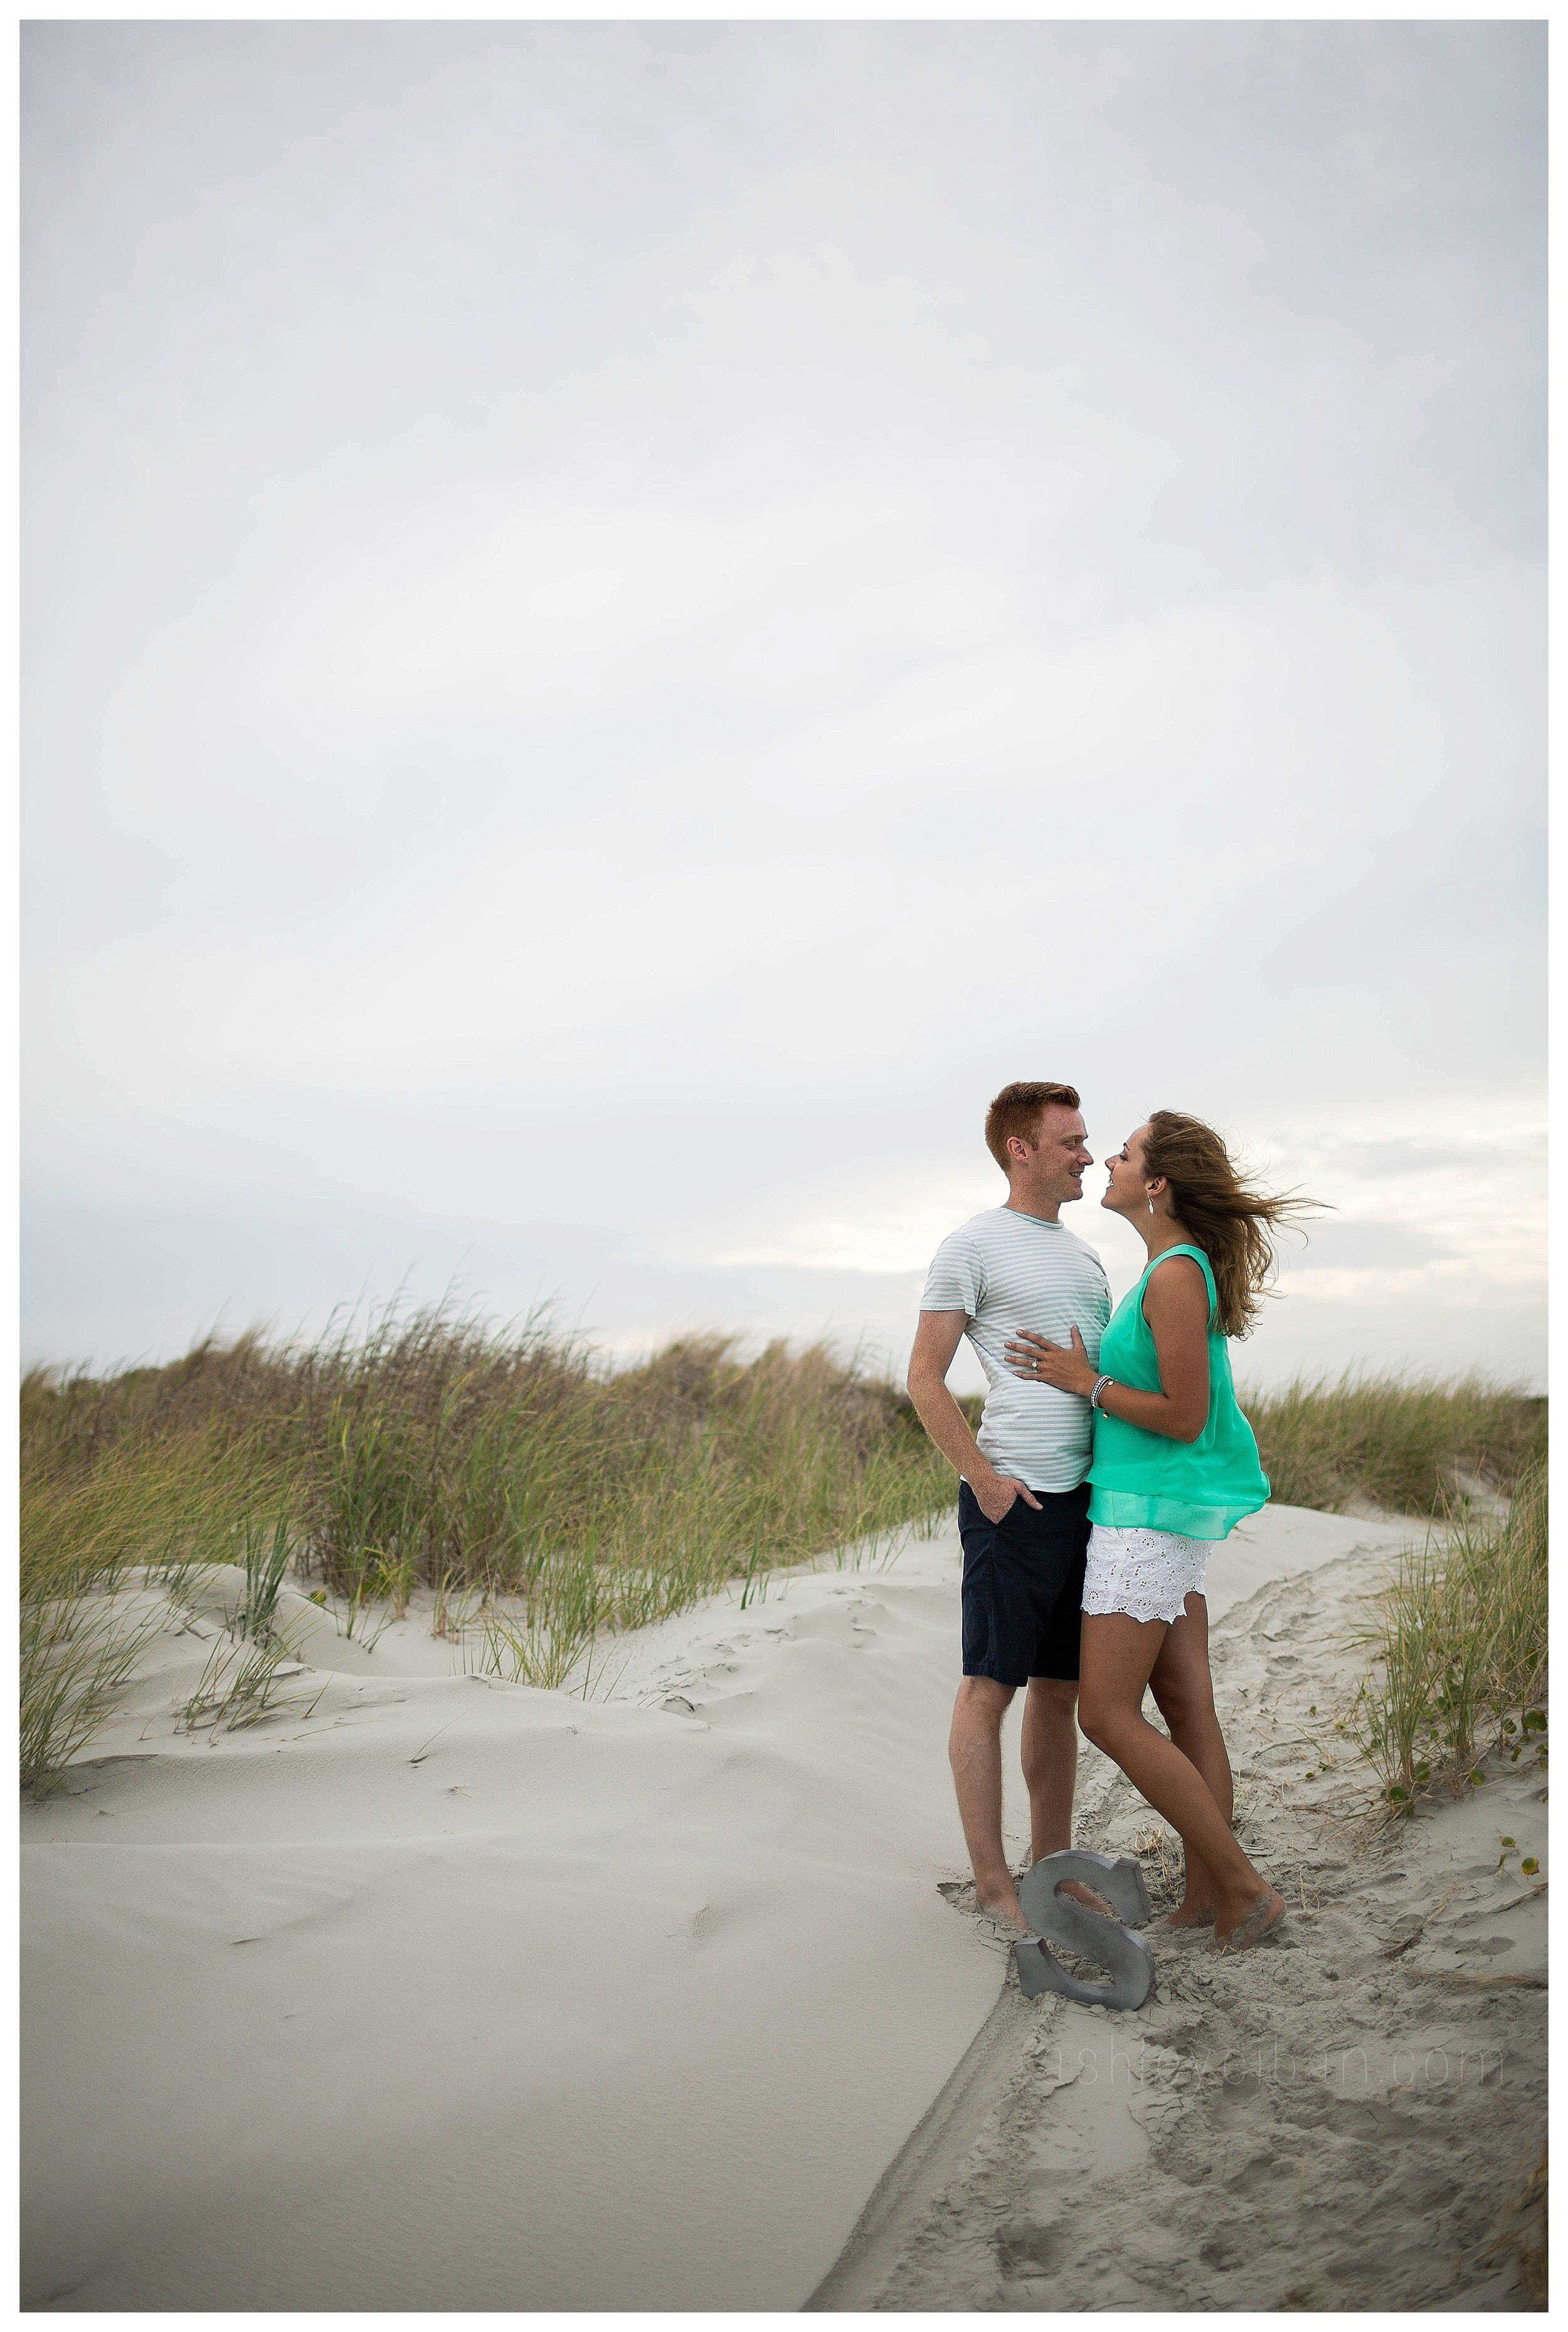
[1022,1676,1078,1859]
[948,1675,1025,1929]
[1022,1674,1112,1912]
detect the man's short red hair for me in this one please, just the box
[984,1081,1081,1174]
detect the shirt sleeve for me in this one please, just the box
[921,1228,983,1318]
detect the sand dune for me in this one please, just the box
[21,1507,1545,2311]
[812,1536,1548,2314]
[23,1534,995,2311]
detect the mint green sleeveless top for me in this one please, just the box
[1088,1244,1269,1541]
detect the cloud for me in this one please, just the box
[22,21,1543,1386]
[24,1179,1544,1397]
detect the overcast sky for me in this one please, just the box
[23,19,1545,1391]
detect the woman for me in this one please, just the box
[1005,1110,1310,1953]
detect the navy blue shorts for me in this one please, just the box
[958,1478,1091,1687]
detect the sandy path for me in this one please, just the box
[810,1536,1548,2314]
[22,1506,1544,2311]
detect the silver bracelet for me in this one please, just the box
[1089,1375,1114,1411]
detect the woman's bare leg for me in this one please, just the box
[1148,1595,1232,1924]
[1079,1611,1281,1945]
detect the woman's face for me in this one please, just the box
[1102,1125,1152,1216]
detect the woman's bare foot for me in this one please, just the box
[1210,1889,1285,1952]
[1163,1899,1218,1929]
[1150,1902,1216,1933]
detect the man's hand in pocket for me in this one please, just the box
[973,1470,1043,1524]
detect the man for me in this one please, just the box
[906,1080,1111,1936]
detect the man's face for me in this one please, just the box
[1013,1106,1093,1204]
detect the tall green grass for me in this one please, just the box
[1242,1372,1545,1515]
[19,1423,289,1791]
[1242,1374,1548,1818]
[21,1309,954,1781]
[21,1327,1547,1793]
[1350,1461,1548,1811]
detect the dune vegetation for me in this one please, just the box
[20,1312,1547,1793]
[1241,1371,1546,1515]
[1243,1372,1548,1818]
[1348,1460,1549,1815]
[20,1308,955,1784]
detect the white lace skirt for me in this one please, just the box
[1083,1524,1212,1625]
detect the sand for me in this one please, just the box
[21,1507,1547,2312]
[812,1531,1549,2315]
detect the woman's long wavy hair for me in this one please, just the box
[1141,1111,1319,1340]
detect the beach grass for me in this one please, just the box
[19,1308,955,1780]
[176,1620,324,1740]
[1349,1459,1547,1813]
[1241,1372,1547,1817]
[19,1419,292,1790]
[19,1588,167,1794]
[1241,1371,1545,1515]
[19,1323,1545,1789]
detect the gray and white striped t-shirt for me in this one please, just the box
[921,1206,1112,1492]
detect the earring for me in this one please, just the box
[1148,1197,1155,1215]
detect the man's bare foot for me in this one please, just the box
[1056,1879,1116,1917]
[975,1892,1031,1938]
[1210,1889,1285,1952]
